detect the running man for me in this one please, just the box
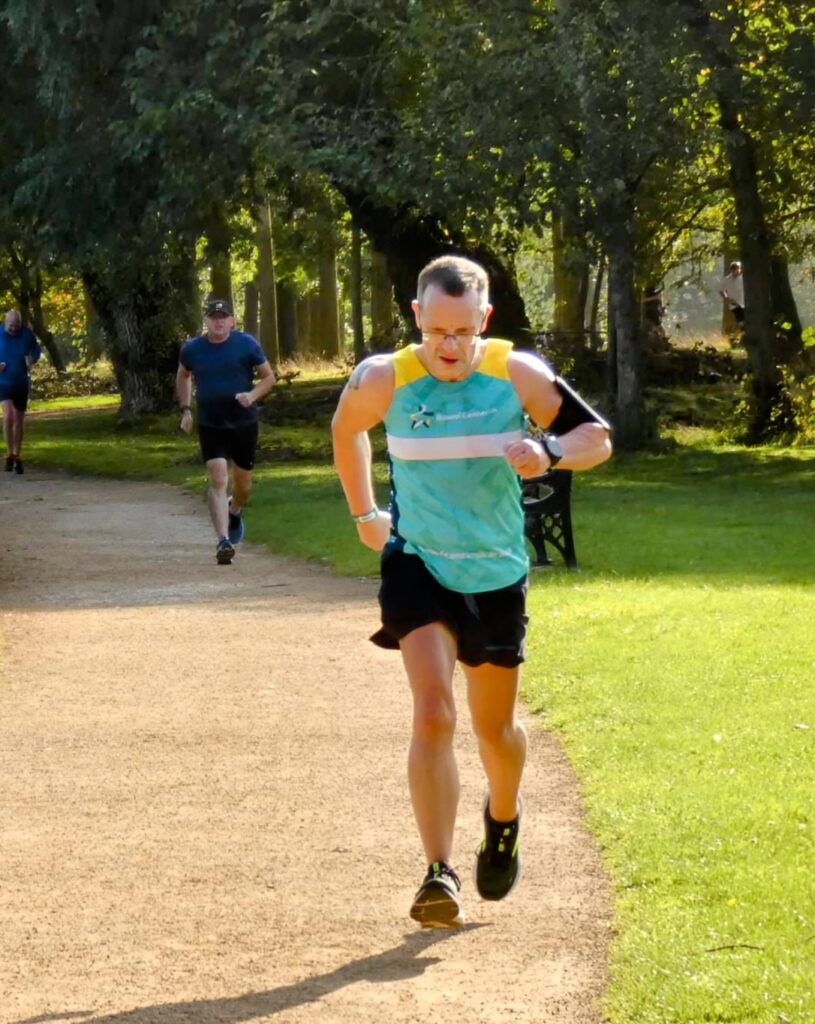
[0,310,41,475]
[332,255,612,928]
[719,260,745,326]
[177,298,275,565]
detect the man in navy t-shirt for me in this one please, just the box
[0,309,42,475]
[177,298,275,565]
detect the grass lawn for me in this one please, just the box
[21,407,815,1023]
[28,393,120,413]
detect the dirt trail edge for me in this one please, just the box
[1,474,610,1024]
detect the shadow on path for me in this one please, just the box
[12,928,483,1024]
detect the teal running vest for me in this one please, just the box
[384,339,529,593]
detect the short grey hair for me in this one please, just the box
[417,256,489,307]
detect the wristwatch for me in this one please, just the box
[541,435,563,469]
[351,508,379,523]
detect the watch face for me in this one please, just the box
[545,437,563,461]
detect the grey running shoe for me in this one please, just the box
[410,861,464,929]
[216,537,235,565]
[475,795,522,901]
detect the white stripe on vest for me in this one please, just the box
[387,429,524,461]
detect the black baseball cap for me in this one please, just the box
[205,298,232,317]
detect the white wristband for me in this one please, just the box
[351,508,379,524]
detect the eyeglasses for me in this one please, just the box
[421,328,481,341]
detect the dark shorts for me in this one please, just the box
[0,384,29,413]
[732,305,745,324]
[198,422,258,470]
[371,549,529,669]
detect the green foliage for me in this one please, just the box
[30,361,116,401]
[777,368,815,442]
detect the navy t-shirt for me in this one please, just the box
[0,325,41,394]
[179,331,267,428]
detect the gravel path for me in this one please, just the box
[1,473,610,1024]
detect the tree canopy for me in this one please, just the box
[1,0,813,441]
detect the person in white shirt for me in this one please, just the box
[719,261,745,324]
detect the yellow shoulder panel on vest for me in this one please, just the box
[393,345,428,389]
[478,338,514,380]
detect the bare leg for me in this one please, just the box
[464,662,527,822]
[206,458,230,538]
[230,465,253,513]
[2,400,15,456]
[12,410,24,457]
[400,622,459,865]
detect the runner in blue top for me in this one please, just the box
[177,298,275,565]
[0,309,42,475]
[332,255,612,928]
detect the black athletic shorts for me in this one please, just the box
[197,422,258,470]
[0,384,30,413]
[732,305,745,324]
[370,548,529,669]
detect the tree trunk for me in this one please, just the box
[340,189,531,344]
[83,273,180,421]
[552,211,587,338]
[370,249,394,351]
[607,211,645,449]
[770,255,803,351]
[244,280,259,336]
[349,224,365,362]
[29,275,66,372]
[589,256,605,349]
[277,281,298,359]
[256,198,280,363]
[31,323,63,372]
[205,203,233,305]
[295,294,312,355]
[316,221,341,357]
[83,282,108,360]
[678,0,801,438]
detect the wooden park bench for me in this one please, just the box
[522,469,578,570]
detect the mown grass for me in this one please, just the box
[21,404,815,1023]
[28,393,120,413]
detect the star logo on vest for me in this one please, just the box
[410,404,434,429]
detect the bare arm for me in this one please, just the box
[507,351,612,477]
[176,364,193,433]
[236,361,275,407]
[331,357,395,550]
[25,333,42,368]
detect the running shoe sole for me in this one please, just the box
[410,882,465,929]
[216,544,235,565]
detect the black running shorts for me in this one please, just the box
[197,423,259,470]
[370,548,529,669]
[0,384,30,413]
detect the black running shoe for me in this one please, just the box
[475,795,522,901]
[410,861,464,928]
[216,537,235,565]
[14,458,23,475]
[5,455,14,472]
